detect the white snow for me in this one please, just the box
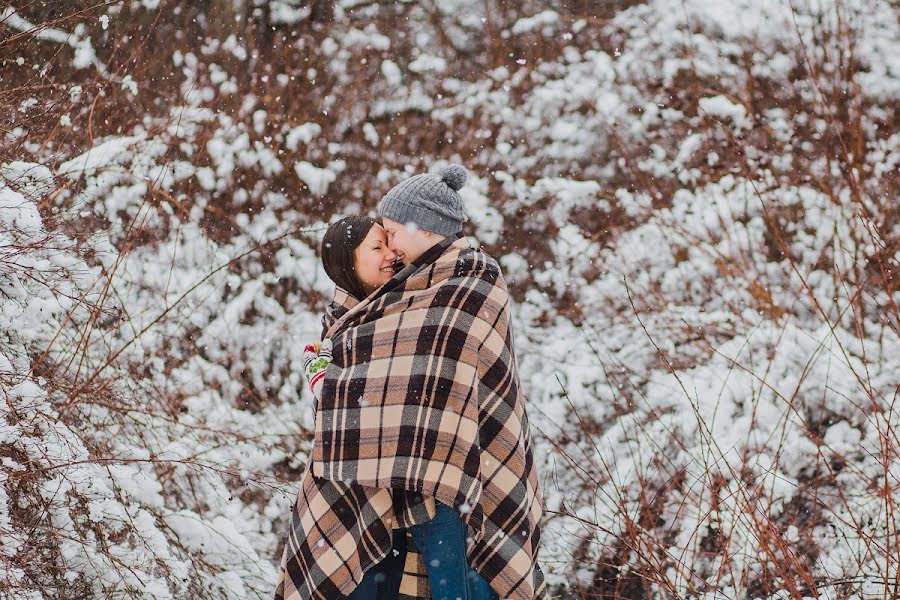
[511,10,560,35]
[293,161,336,196]
[381,60,403,86]
[284,122,322,151]
[409,54,448,73]
[698,94,749,129]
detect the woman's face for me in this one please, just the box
[354,224,397,292]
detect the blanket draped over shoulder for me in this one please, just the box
[276,236,545,599]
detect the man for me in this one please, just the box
[372,164,544,599]
[377,164,470,266]
[278,165,545,600]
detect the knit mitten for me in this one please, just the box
[302,339,333,400]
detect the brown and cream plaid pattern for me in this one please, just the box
[276,235,545,599]
[274,471,432,599]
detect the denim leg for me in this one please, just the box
[467,568,499,600]
[347,529,407,600]
[346,567,377,600]
[407,502,498,600]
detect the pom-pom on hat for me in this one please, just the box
[377,164,469,236]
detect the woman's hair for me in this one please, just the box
[321,215,377,300]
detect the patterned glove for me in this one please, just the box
[302,339,332,400]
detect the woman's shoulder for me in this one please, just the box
[321,287,360,337]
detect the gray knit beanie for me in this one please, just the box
[377,164,469,236]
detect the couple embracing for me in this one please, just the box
[275,165,546,600]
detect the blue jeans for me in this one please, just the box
[348,502,498,600]
[346,529,407,600]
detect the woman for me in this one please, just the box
[321,215,399,304]
[277,215,501,600]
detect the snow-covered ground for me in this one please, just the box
[1,1,897,598]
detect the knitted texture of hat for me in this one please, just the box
[377,165,469,236]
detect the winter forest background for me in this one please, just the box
[0,1,897,598]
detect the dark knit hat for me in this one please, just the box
[377,164,469,236]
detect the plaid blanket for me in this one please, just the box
[277,235,545,599]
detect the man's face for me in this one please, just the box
[380,218,442,265]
